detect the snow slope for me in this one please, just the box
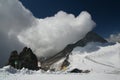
[0,42,120,80]
[69,42,120,73]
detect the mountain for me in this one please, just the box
[6,31,107,71]
[40,31,107,71]
[74,31,107,47]
[1,42,120,80]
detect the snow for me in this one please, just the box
[69,42,120,73]
[0,72,120,80]
[0,42,120,80]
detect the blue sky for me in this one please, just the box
[20,0,120,37]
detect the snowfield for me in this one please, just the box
[0,42,120,80]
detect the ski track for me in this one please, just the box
[85,56,120,69]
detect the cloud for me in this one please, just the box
[0,0,95,67]
[0,0,36,67]
[107,33,120,42]
[18,11,96,58]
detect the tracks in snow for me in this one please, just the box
[85,56,120,70]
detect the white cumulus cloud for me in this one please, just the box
[18,11,96,58]
[0,0,95,67]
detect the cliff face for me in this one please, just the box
[40,31,107,71]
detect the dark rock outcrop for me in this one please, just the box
[19,47,38,70]
[8,51,19,69]
[40,31,107,71]
[7,47,38,70]
[40,44,74,71]
[70,68,83,73]
[69,68,90,73]
[60,55,70,70]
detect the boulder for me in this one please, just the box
[70,68,83,73]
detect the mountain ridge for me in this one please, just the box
[40,31,107,70]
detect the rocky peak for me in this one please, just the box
[7,47,38,70]
[74,31,107,47]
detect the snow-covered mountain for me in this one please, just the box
[40,31,107,70]
[50,42,120,72]
[0,42,120,80]
[0,32,120,80]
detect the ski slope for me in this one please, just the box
[0,42,120,80]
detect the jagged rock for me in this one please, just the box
[19,47,38,70]
[8,51,19,69]
[7,47,38,70]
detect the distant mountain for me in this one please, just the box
[40,31,107,71]
[74,31,107,47]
